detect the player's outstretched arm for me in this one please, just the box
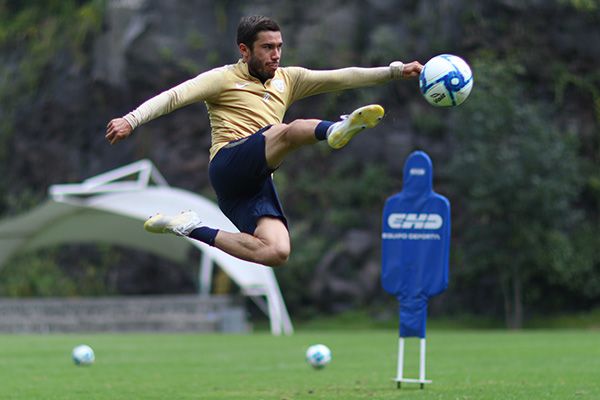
[104,68,225,146]
[105,118,133,145]
[288,59,424,101]
[401,61,423,79]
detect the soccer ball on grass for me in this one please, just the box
[305,344,332,369]
[419,54,473,107]
[72,344,95,366]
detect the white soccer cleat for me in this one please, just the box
[144,210,202,237]
[327,104,385,149]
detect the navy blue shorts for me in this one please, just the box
[208,126,287,234]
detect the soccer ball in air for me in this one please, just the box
[72,344,95,366]
[419,54,473,107]
[305,344,332,369]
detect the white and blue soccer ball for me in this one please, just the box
[420,54,473,107]
[305,344,332,369]
[72,344,95,366]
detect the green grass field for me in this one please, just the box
[1,330,598,399]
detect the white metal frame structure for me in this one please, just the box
[0,159,293,335]
[395,337,432,389]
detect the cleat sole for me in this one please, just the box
[144,214,168,233]
[327,104,384,149]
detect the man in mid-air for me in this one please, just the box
[105,16,423,267]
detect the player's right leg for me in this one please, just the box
[144,212,290,266]
[145,129,291,267]
[212,216,290,266]
[144,211,202,236]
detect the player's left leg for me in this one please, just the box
[262,119,320,169]
[263,104,385,169]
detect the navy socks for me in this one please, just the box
[189,227,219,246]
[314,121,334,141]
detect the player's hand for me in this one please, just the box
[402,61,423,79]
[105,118,133,145]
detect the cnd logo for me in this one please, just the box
[263,93,271,102]
[387,213,443,230]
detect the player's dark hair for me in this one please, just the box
[237,16,280,49]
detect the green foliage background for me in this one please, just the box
[0,0,599,328]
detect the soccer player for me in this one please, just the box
[105,16,423,267]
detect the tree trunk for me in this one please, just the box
[501,274,512,328]
[502,267,523,330]
[512,270,523,329]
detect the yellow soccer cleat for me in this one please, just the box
[144,210,202,236]
[327,104,385,149]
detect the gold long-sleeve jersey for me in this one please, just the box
[123,59,398,160]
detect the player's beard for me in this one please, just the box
[247,54,275,83]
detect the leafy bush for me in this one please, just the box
[447,54,585,328]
